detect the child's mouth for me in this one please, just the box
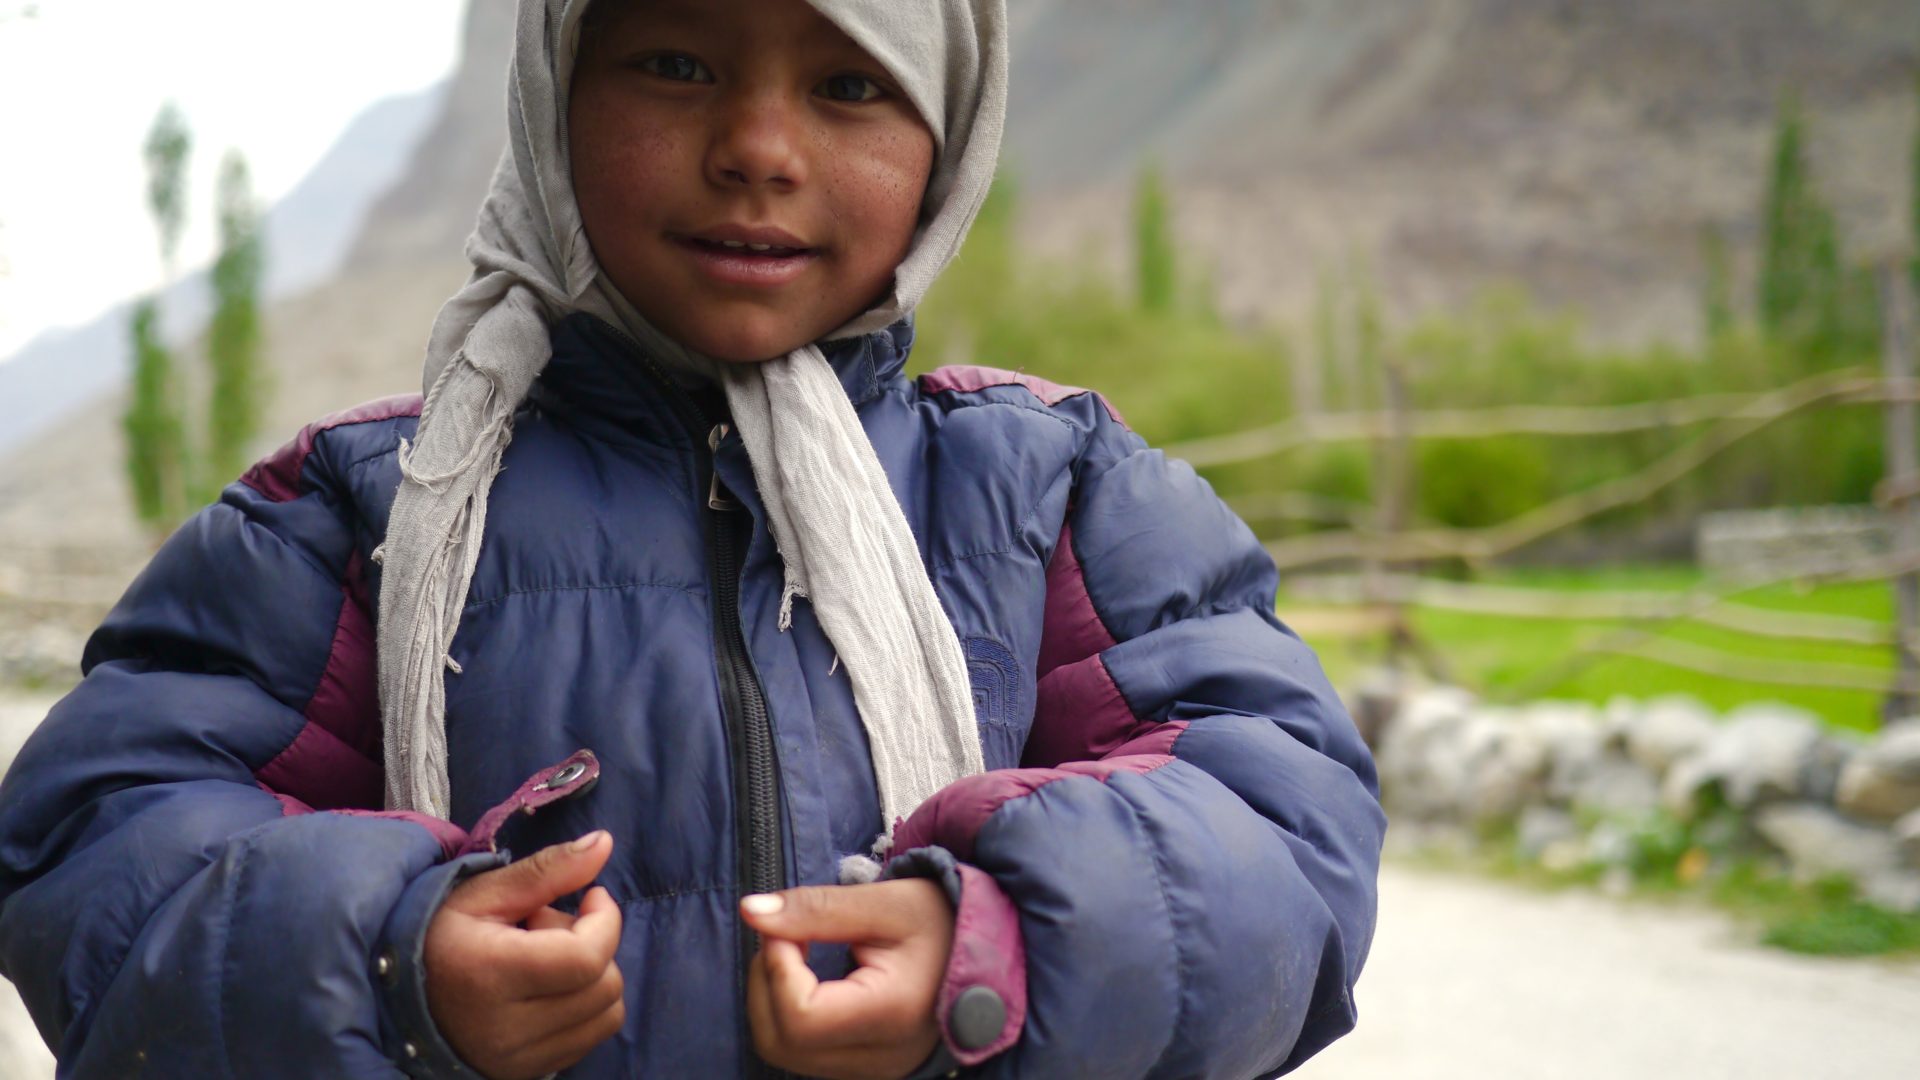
[675,233,821,288]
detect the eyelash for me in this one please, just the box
[638,53,713,83]
[818,75,884,103]
[633,52,886,104]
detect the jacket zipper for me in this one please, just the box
[703,430,785,892]
[581,319,787,1077]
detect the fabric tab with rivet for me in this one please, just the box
[949,985,1006,1052]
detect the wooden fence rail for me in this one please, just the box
[1261,368,1890,572]
[1165,369,1916,468]
[1284,573,1899,647]
[1220,262,1920,720]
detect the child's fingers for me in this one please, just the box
[745,947,783,1057]
[523,905,575,932]
[572,886,623,961]
[522,955,625,1029]
[763,937,909,1050]
[448,831,614,922]
[508,983,627,1078]
[502,890,623,997]
[751,941,940,1078]
[763,936,818,1006]
[578,884,617,918]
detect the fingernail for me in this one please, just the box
[569,830,608,853]
[741,893,784,916]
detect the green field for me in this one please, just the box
[1282,564,1900,733]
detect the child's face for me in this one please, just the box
[570,0,938,363]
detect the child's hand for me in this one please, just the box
[742,878,955,1080]
[424,831,626,1080]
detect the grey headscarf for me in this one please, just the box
[376,0,1008,869]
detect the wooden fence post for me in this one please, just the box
[1879,260,1920,724]
[1370,353,1449,679]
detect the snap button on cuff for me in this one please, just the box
[949,985,1006,1052]
[541,761,588,790]
[403,1041,419,1060]
[375,952,395,983]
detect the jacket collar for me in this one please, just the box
[533,313,914,442]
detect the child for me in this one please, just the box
[0,0,1384,1077]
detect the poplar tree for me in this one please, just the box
[125,103,192,535]
[1701,225,1734,341]
[1757,95,1844,359]
[1134,164,1176,314]
[1911,72,1919,293]
[203,152,266,497]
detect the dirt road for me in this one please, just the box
[2,693,1917,1079]
[1301,864,1920,1079]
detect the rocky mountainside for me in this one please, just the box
[0,0,1915,686]
[1005,0,1918,340]
[334,0,1920,344]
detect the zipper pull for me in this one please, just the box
[708,423,740,511]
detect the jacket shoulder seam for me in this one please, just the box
[918,366,1128,428]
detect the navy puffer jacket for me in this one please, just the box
[0,315,1383,1078]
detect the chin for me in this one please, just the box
[696,333,804,365]
[677,313,829,365]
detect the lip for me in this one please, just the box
[671,224,822,289]
[686,223,813,249]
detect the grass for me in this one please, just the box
[1283,563,1897,733]
[1725,870,1920,956]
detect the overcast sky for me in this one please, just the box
[0,0,469,361]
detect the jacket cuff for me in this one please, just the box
[374,849,512,1078]
[884,845,1027,1068]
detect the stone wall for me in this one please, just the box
[1695,506,1890,581]
[1360,680,1920,912]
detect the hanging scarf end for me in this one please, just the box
[777,581,806,632]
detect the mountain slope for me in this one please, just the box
[337,0,1920,345]
[1,0,1914,681]
[0,83,446,457]
[1004,0,1918,340]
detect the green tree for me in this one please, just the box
[202,151,266,497]
[1701,224,1735,341]
[1911,72,1919,293]
[126,103,193,535]
[1133,163,1176,314]
[143,104,192,276]
[1312,269,1346,410]
[1757,95,1845,358]
[123,301,189,527]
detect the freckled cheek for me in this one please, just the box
[834,137,935,253]
[571,95,688,204]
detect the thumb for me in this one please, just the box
[449,830,613,921]
[741,883,907,945]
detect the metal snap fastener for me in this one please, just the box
[949,985,1006,1052]
[375,952,394,983]
[542,761,587,790]
[402,1041,419,1059]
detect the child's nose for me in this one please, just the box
[706,92,807,192]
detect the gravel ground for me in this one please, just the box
[1302,864,1920,1079]
[0,696,56,1080]
[1,693,1917,1079]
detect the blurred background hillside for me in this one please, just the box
[4,1,1920,1077]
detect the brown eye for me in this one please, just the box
[819,74,882,103]
[639,53,712,83]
